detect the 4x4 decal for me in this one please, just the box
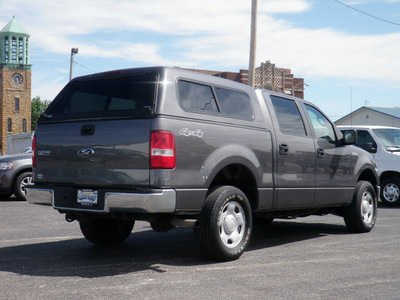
[179,128,204,138]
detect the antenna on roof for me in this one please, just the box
[350,86,353,127]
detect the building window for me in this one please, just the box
[18,38,24,63]
[15,98,19,111]
[4,37,9,62]
[7,118,12,132]
[4,37,9,54]
[11,37,17,63]
[22,119,27,132]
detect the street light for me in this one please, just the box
[69,47,79,81]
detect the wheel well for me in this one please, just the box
[209,164,258,210]
[358,168,378,193]
[11,168,32,189]
[380,171,400,183]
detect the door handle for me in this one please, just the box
[81,125,95,136]
[317,148,324,158]
[279,144,289,155]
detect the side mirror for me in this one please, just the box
[341,129,357,145]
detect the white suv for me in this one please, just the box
[339,125,400,206]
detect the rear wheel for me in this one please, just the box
[344,181,377,233]
[381,178,400,206]
[194,186,252,261]
[79,218,134,246]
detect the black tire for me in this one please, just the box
[79,218,134,246]
[13,171,33,201]
[194,186,252,261]
[380,177,400,206]
[0,193,12,200]
[344,181,377,233]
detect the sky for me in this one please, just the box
[1,0,400,121]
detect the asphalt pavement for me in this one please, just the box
[1,199,399,300]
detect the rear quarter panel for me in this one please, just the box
[154,69,274,212]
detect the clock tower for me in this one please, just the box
[0,17,31,154]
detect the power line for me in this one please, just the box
[333,0,400,26]
[74,61,96,74]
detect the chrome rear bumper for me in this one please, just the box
[26,187,176,213]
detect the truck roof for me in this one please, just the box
[71,66,255,93]
[337,125,400,130]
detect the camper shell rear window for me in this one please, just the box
[40,71,158,122]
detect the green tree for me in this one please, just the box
[31,96,51,131]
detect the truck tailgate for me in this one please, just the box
[34,119,151,187]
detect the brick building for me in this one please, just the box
[0,17,31,154]
[183,60,306,99]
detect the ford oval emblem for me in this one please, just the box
[78,148,95,158]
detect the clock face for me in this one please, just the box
[11,73,23,85]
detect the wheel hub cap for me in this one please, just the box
[361,191,374,224]
[218,201,246,248]
[223,215,237,235]
[383,184,399,202]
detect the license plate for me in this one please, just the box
[77,189,98,205]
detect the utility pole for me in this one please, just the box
[69,47,79,81]
[248,0,258,87]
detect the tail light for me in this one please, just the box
[150,131,176,169]
[32,134,36,167]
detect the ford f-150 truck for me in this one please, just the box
[27,67,379,261]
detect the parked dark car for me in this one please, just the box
[0,153,32,200]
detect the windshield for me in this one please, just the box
[40,71,158,122]
[372,128,400,152]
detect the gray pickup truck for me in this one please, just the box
[27,67,379,261]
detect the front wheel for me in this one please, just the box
[79,218,134,246]
[13,172,33,201]
[344,181,377,233]
[381,178,400,206]
[194,186,252,261]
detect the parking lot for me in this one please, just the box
[1,199,400,300]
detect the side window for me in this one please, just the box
[178,80,218,113]
[270,96,306,136]
[305,104,337,144]
[214,87,253,119]
[357,130,377,153]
